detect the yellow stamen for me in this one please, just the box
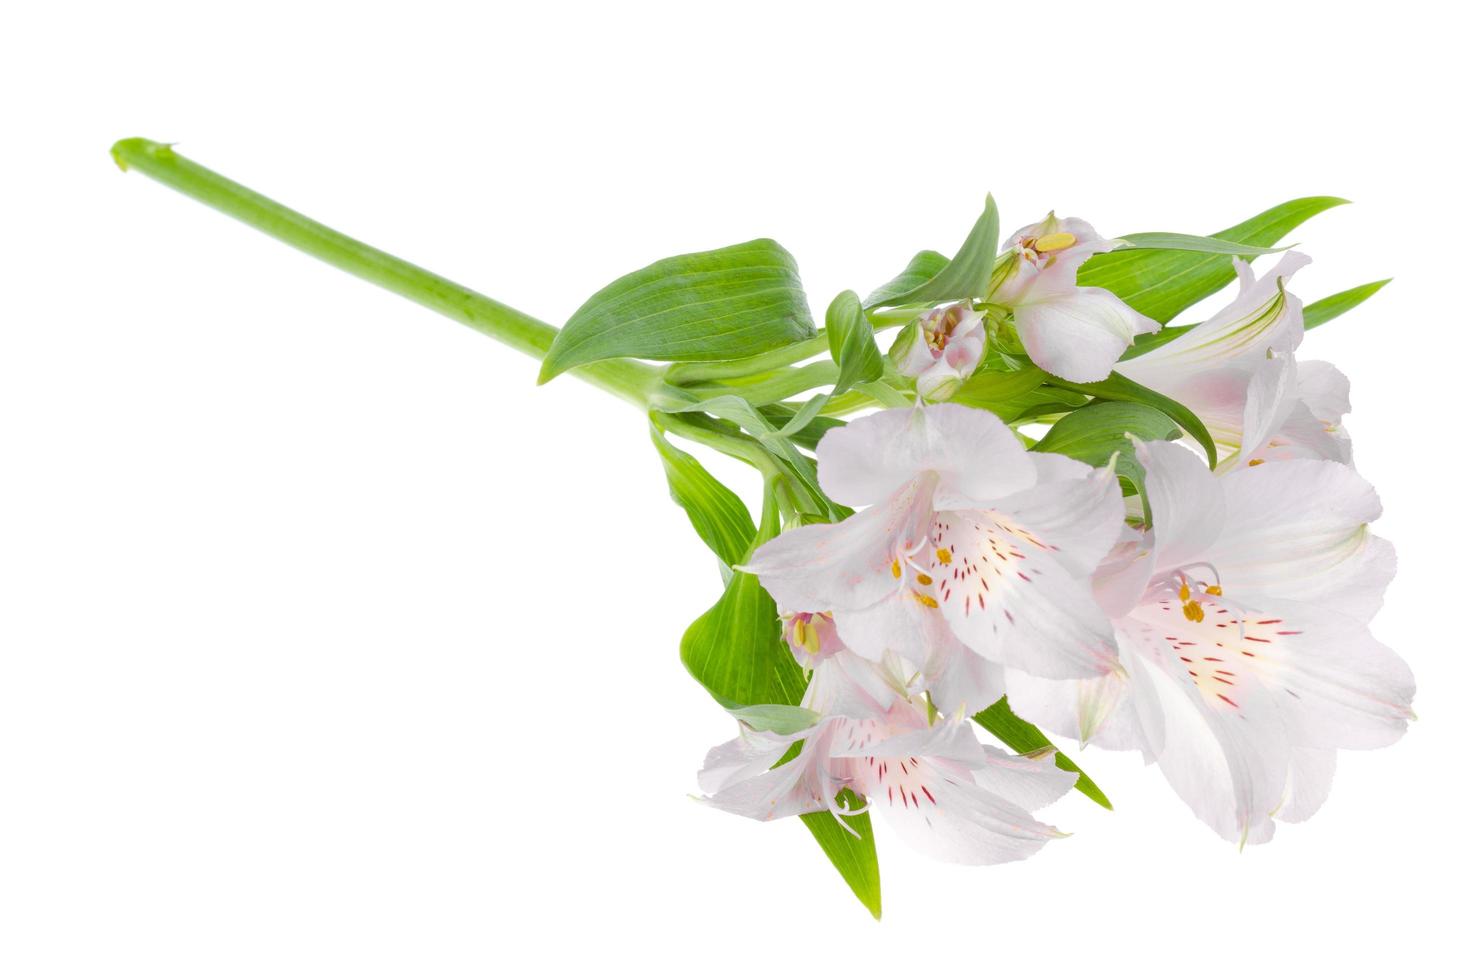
[935,548,952,564]
[1248,458,1265,467]
[1206,585,1223,596]
[792,619,807,647]
[891,559,901,579]
[913,592,939,609]
[802,622,821,655]
[1034,231,1077,251]
[916,573,932,586]
[1182,600,1205,623]
[1178,581,1191,602]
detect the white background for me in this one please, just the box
[3,2,1475,976]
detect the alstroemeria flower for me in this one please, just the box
[1118,252,1350,470]
[742,403,1125,703]
[990,214,1160,383]
[1006,440,1412,844]
[1242,359,1354,468]
[699,676,1076,866]
[892,303,987,401]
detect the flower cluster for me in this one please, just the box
[696,212,1411,866]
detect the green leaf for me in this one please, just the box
[1032,401,1180,466]
[801,792,881,919]
[1116,232,1287,255]
[862,250,948,310]
[1047,371,1218,469]
[950,366,1054,420]
[728,703,821,736]
[1079,196,1347,324]
[825,290,885,397]
[864,196,1000,309]
[541,239,815,382]
[974,698,1112,810]
[1304,278,1391,330]
[650,424,756,569]
[1033,401,1182,524]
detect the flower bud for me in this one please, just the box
[781,611,845,667]
[891,303,986,401]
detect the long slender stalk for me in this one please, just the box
[110,138,663,407]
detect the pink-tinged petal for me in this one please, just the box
[1092,528,1156,620]
[995,215,1119,305]
[742,479,930,613]
[1233,352,1299,466]
[924,637,1006,716]
[1136,439,1225,573]
[1206,459,1393,621]
[972,745,1079,810]
[1117,616,1292,845]
[1013,287,1160,383]
[929,510,1117,679]
[869,766,1067,866]
[1275,748,1337,824]
[697,728,796,796]
[816,404,1035,509]
[800,650,900,719]
[990,458,1125,577]
[1229,599,1415,750]
[832,586,955,662]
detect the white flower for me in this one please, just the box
[990,214,1160,383]
[1119,252,1352,470]
[741,403,1126,709]
[1006,440,1413,844]
[892,303,987,401]
[699,661,1077,866]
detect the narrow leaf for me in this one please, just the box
[865,196,1000,309]
[1303,278,1391,330]
[541,239,815,381]
[1116,232,1287,255]
[1079,196,1347,324]
[1047,371,1218,469]
[650,424,756,568]
[974,699,1112,810]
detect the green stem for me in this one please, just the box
[110,138,662,407]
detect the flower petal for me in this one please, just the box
[1013,286,1160,383]
[1275,747,1337,824]
[924,637,1006,716]
[930,510,1117,679]
[1137,438,1226,573]
[816,404,1035,509]
[1234,600,1415,750]
[1119,616,1292,844]
[1206,459,1393,621]
[742,479,929,613]
[972,745,1079,811]
[868,763,1067,865]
